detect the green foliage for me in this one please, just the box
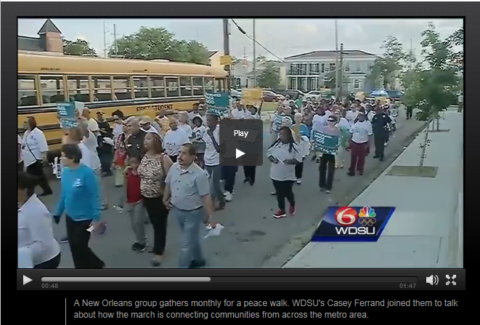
[324,70,349,90]
[256,61,281,89]
[63,38,97,56]
[402,23,462,123]
[367,36,406,88]
[110,27,209,64]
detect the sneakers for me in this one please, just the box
[189,259,206,269]
[289,205,296,216]
[58,236,69,244]
[273,210,287,219]
[296,179,302,185]
[224,192,233,202]
[131,242,147,252]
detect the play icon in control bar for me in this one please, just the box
[23,275,32,285]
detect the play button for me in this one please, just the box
[23,275,32,285]
[235,149,245,159]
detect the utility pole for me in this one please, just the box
[113,24,118,55]
[103,20,107,57]
[409,38,413,70]
[253,19,257,87]
[334,19,340,98]
[222,19,231,90]
[339,43,344,98]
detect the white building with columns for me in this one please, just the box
[284,50,379,93]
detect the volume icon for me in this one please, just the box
[426,275,439,285]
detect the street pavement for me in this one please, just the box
[39,112,425,268]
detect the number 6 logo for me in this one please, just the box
[335,207,358,226]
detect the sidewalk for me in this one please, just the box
[284,109,463,268]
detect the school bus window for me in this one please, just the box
[113,76,132,100]
[92,76,112,102]
[133,76,149,99]
[67,75,90,102]
[165,77,180,97]
[192,77,204,96]
[150,76,165,98]
[40,75,65,104]
[180,77,193,97]
[205,77,214,92]
[215,79,224,92]
[18,75,38,107]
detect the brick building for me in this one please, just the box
[18,19,63,54]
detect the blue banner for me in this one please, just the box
[313,130,339,155]
[205,92,229,117]
[57,102,78,128]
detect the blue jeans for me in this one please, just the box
[222,165,237,193]
[171,207,204,268]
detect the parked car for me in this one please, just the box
[230,89,242,99]
[277,89,305,100]
[304,91,322,101]
[385,90,404,101]
[262,90,284,102]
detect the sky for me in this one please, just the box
[18,18,463,60]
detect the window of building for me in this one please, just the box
[329,63,336,72]
[67,75,90,102]
[344,63,350,72]
[288,78,297,90]
[205,77,214,92]
[321,63,325,73]
[39,75,65,104]
[192,77,204,96]
[18,75,38,107]
[150,76,165,98]
[133,76,149,99]
[290,64,297,75]
[354,79,360,89]
[355,63,362,72]
[165,77,180,97]
[113,76,132,100]
[92,76,112,101]
[180,77,193,97]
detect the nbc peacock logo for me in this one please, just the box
[358,206,376,226]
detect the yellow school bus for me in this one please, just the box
[18,52,227,153]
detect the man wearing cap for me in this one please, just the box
[370,106,392,161]
[125,117,146,160]
[140,116,160,134]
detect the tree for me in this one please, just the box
[110,27,209,64]
[63,38,97,56]
[366,36,406,88]
[256,61,281,89]
[403,23,460,130]
[323,71,348,91]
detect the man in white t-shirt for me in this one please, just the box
[83,108,100,135]
[203,114,225,209]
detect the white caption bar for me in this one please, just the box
[42,277,211,282]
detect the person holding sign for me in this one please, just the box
[313,116,341,193]
[267,127,303,219]
[348,112,373,176]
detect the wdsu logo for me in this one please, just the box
[311,206,395,242]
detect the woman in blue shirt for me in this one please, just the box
[53,144,105,269]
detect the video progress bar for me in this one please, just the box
[41,276,415,283]
[42,277,211,282]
